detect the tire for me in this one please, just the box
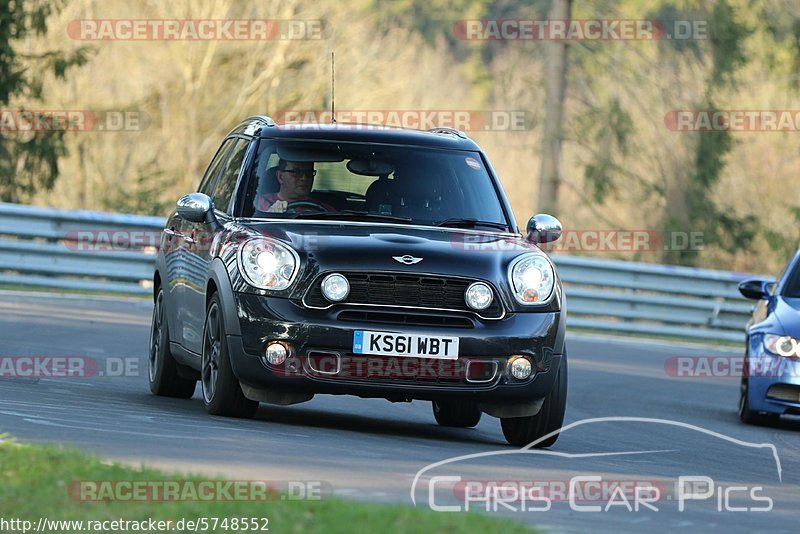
[739,377,778,426]
[201,293,259,418]
[501,352,568,447]
[149,287,197,398]
[432,400,482,428]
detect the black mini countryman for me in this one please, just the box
[149,116,567,447]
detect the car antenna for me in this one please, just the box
[330,51,336,124]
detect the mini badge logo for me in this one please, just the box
[393,255,423,265]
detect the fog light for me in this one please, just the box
[509,356,532,380]
[265,342,289,365]
[465,282,493,310]
[321,273,349,302]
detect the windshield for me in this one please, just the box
[238,139,511,229]
[783,259,800,298]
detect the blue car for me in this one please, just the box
[738,248,800,424]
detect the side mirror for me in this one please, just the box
[526,214,562,244]
[176,193,214,223]
[738,279,774,300]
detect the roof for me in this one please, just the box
[228,116,482,151]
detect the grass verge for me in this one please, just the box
[0,439,534,533]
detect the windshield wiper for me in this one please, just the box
[434,218,510,231]
[292,210,413,224]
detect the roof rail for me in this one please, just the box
[246,115,277,127]
[427,127,467,139]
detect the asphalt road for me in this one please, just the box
[1,291,799,533]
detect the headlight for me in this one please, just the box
[465,282,493,310]
[237,237,299,290]
[508,253,555,305]
[321,273,350,302]
[764,334,800,357]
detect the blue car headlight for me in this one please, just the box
[764,334,800,358]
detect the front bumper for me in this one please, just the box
[747,349,800,415]
[227,293,564,403]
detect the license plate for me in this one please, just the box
[353,330,459,360]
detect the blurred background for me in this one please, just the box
[2,0,799,273]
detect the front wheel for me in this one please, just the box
[501,352,568,447]
[201,293,259,418]
[432,400,482,428]
[149,288,196,398]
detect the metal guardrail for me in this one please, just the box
[555,256,756,342]
[0,202,162,295]
[0,202,763,342]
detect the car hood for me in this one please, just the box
[237,220,546,279]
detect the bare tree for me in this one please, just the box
[537,0,572,215]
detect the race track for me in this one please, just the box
[1,291,798,533]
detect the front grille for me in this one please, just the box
[304,272,503,319]
[766,384,800,403]
[337,310,473,328]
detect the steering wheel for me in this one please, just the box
[285,199,329,213]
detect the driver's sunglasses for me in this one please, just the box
[282,169,317,178]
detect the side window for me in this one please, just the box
[212,139,249,214]
[198,138,234,195]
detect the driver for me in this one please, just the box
[256,159,333,213]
